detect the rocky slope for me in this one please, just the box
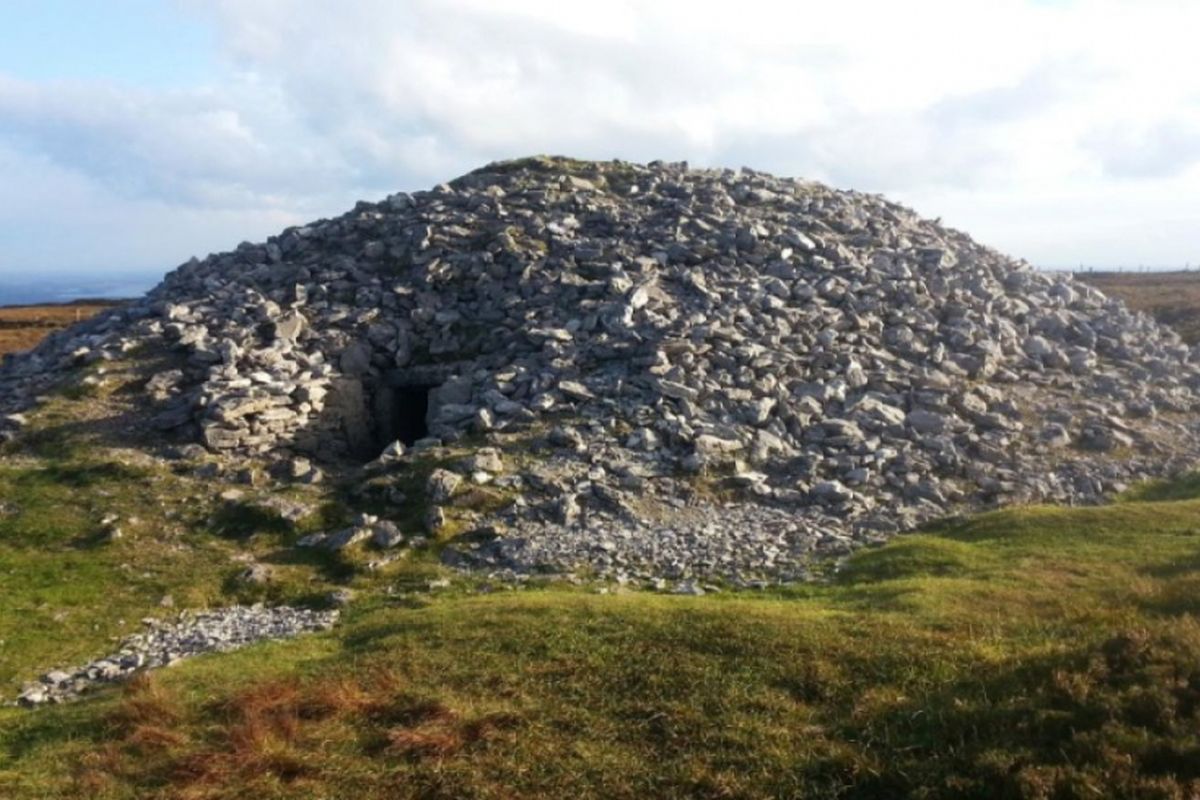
[3,156,1199,583]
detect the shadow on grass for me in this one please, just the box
[11,461,149,490]
[1135,588,1200,619]
[1133,544,1200,617]
[14,407,192,461]
[0,700,113,764]
[261,544,358,583]
[1139,544,1200,580]
[206,503,294,540]
[4,347,196,461]
[830,623,1200,799]
[1122,472,1200,503]
[331,617,432,655]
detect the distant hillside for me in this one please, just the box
[0,302,122,356]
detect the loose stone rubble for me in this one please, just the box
[445,502,847,585]
[4,156,1200,581]
[15,605,338,706]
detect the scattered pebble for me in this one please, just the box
[15,605,337,707]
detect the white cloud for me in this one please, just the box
[0,141,304,274]
[1084,118,1200,179]
[0,73,354,209]
[1,0,1199,274]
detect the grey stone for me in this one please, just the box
[272,312,306,342]
[812,480,854,504]
[321,525,371,550]
[371,520,405,548]
[554,493,581,525]
[238,563,275,585]
[463,448,503,474]
[426,468,462,503]
[1039,423,1072,448]
[329,589,355,607]
[375,440,406,464]
[906,409,950,435]
[558,380,594,400]
[339,342,372,376]
[252,496,314,526]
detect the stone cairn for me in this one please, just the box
[3,156,1200,583]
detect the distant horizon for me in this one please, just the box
[4,262,1200,309]
[0,271,160,306]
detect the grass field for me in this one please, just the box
[2,376,1200,797]
[1075,271,1200,345]
[0,303,119,357]
[4,471,1200,798]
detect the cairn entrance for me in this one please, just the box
[370,376,440,458]
[370,366,468,457]
[392,385,433,445]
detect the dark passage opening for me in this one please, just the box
[392,385,433,446]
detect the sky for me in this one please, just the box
[0,0,1198,281]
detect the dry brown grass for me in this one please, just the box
[72,668,523,798]
[107,673,184,731]
[0,303,118,356]
[1076,271,1200,344]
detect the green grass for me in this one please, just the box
[1121,472,1200,503]
[0,445,471,695]
[2,467,1200,797]
[5,365,1200,797]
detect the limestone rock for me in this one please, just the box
[426,469,462,503]
[371,519,405,548]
